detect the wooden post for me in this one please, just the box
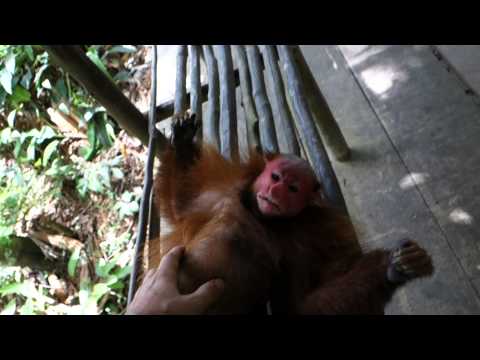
[261,45,300,156]
[291,46,350,161]
[277,45,347,213]
[246,45,278,154]
[44,45,168,154]
[201,45,220,150]
[189,45,202,142]
[232,45,260,152]
[147,69,240,122]
[214,45,238,161]
[175,45,188,115]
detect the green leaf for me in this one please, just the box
[24,46,34,61]
[20,68,32,89]
[0,68,13,94]
[87,120,97,145]
[112,265,131,280]
[96,258,118,278]
[42,140,59,167]
[4,53,16,74]
[0,225,14,238]
[41,79,52,89]
[55,78,68,99]
[58,102,69,115]
[10,85,31,104]
[113,70,130,83]
[108,45,137,54]
[68,247,81,278]
[0,281,34,297]
[86,50,112,80]
[91,283,110,302]
[37,126,57,143]
[27,138,36,161]
[13,139,23,158]
[6,110,16,127]
[0,299,16,315]
[111,167,124,180]
[33,64,48,87]
[121,192,133,202]
[87,172,103,193]
[105,122,116,141]
[99,164,111,187]
[19,298,34,315]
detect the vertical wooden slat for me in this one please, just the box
[214,45,238,160]
[261,45,300,156]
[232,45,260,152]
[201,45,220,150]
[174,45,188,115]
[277,45,347,213]
[189,45,202,142]
[291,46,350,161]
[246,45,279,154]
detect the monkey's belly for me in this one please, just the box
[175,211,280,314]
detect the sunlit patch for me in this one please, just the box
[399,173,429,189]
[360,65,407,97]
[449,208,473,225]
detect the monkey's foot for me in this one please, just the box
[170,112,200,149]
[387,239,434,284]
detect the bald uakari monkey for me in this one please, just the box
[146,113,433,314]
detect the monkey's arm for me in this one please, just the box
[154,113,201,222]
[299,240,433,315]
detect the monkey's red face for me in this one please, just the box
[253,157,317,218]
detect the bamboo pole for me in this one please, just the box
[174,45,188,115]
[44,45,168,153]
[261,45,300,156]
[232,45,260,152]
[277,45,347,213]
[145,69,240,122]
[201,45,220,150]
[189,45,202,142]
[246,45,278,154]
[291,46,350,161]
[214,45,238,161]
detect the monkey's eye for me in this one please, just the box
[288,185,299,193]
[271,173,280,182]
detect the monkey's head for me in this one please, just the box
[252,154,324,218]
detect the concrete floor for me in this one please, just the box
[300,45,480,314]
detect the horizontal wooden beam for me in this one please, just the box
[44,45,168,153]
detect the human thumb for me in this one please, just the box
[181,279,225,314]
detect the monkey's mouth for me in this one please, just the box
[257,195,281,212]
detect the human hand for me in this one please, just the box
[126,246,225,315]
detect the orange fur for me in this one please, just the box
[147,142,414,314]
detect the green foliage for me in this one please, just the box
[115,191,140,219]
[0,45,141,315]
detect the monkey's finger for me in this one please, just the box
[397,251,429,266]
[406,259,434,274]
[157,246,185,281]
[180,278,225,314]
[392,245,425,260]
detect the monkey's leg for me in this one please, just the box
[299,240,433,315]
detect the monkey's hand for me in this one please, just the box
[387,239,434,284]
[170,112,200,166]
[171,112,200,148]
